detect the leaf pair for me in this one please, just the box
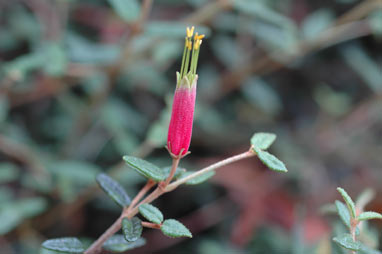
[138,203,192,238]
[250,132,287,172]
[337,187,382,222]
[334,187,382,252]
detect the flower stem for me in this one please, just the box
[166,149,255,191]
[163,157,181,187]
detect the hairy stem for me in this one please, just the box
[166,150,255,191]
[163,157,181,187]
[127,180,155,212]
[84,213,124,254]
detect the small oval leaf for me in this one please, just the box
[42,237,84,253]
[103,235,146,252]
[123,156,165,182]
[357,211,382,221]
[255,148,287,172]
[107,0,140,23]
[250,132,276,150]
[335,200,351,229]
[161,219,192,238]
[337,187,356,218]
[96,173,131,207]
[333,233,361,251]
[162,166,186,180]
[139,204,164,224]
[122,217,143,242]
[180,170,215,185]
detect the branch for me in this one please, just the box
[84,148,256,253]
[166,149,255,191]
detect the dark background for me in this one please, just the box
[0,0,381,253]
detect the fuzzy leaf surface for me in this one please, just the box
[103,235,146,252]
[333,233,361,251]
[123,156,165,182]
[357,211,382,221]
[139,204,163,224]
[42,237,84,253]
[96,173,131,207]
[250,132,276,150]
[161,219,192,238]
[337,187,356,218]
[122,217,142,242]
[255,148,287,172]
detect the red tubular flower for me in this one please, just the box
[167,27,204,156]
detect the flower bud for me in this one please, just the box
[167,27,204,156]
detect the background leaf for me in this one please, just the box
[96,173,131,207]
[335,200,351,229]
[42,238,84,253]
[180,170,215,185]
[333,233,361,251]
[107,0,141,23]
[103,235,146,252]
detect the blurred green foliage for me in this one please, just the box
[0,0,381,253]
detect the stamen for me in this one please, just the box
[178,27,204,86]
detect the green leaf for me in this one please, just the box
[337,187,356,218]
[0,163,19,184]
[333,233,361,251]
[96,173,131,207]
[0,197,47,234]
[42,237,84,253]
[250,132,277,150]
[180,170,215,185]
[357,211,382,221]
[123,156,165,182]
[335,200,351,229]
[359,242,382,254]
[103,235,146,252]
[138,204,163,224]
[42,42,67,76]
[162,166,186,180]
[50,161,100,186]
[356,188,375,210]
[0,94,9,123]
[242,77,282,116]
[107,0,140,23]
[301,9,334,40]
[255,148,287,172]
[122,217,142,242]
[161,219,192,238]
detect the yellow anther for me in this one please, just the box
[194,39,202,50]
[186,26,195,38]
[194,32,199,41]
[187,40,192,50]
[196,34,205,40]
